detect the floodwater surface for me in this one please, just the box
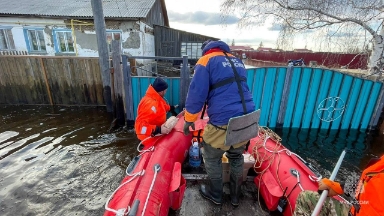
[0,105,383,215]
[0,105,137,215]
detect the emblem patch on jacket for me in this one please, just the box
[151,106,157,113]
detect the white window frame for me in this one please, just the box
[26,29,46,53]
[0,28,15,51]
[181,42,203,59]
[55,30,75,53]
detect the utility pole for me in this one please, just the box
[91,0,113,112]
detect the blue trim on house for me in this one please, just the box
[23,30,30,53]
[52,28,73,53]
[106,30,122,33]
[23,27,45,54]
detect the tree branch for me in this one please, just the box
[271,0,379,37]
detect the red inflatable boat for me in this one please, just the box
[105,111,341,216]
[247,127,344,216]
[104,112,207,216]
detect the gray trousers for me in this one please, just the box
[202,141,246,181]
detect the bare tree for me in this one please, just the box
[232,39,236,46]
[221,0,384,74]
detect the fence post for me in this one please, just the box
[91,0,113,112]
[39,58,54,105]
[179,55,189,109]
[122,55,135,129]
[111,40,125,127]
[277,65,293,127]
[369,86,384,130]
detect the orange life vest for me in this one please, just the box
[189,105,208,144]
[192,129,204,143]
[351,155,384,216]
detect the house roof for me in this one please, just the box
[0,0,162,19]
[230,46,253,51]
[294,48,313,52]
[257,47,271,50]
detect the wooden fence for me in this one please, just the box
[0,56,104,105]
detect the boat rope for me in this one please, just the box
[291,169,304,192]
[136,134,162,154]
[253,127,322,181]
[252,126,322,215]
[105,170,146,215]
[309,174,321,182]
[137,145,155,156]
[337,195,350,205]
[141,165,161,216]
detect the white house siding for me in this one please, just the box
[120,21,155,63]
[0,17,155,60]
[0,17,64,55]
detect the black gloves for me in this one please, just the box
[152,126,161,136]
[170,105,179,116]
[183,121,195,135]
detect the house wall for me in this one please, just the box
[144,0,165,27]
[0,17,63,54]
[0,17,154,62]
[153,25,219,65]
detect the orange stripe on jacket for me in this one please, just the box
[196,52,235,67]
[184,110,200,123]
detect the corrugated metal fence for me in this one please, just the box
[0,56,104,105]
[246,67,383,131]
[1,55,383,131]
[131,67,384,131]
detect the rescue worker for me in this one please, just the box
[135,77,177,144]
[183,40,255,206]
[294,155,384,216]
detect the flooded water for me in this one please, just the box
[0,105,137,215]
[0,105,383,215]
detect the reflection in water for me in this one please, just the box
[0,131,19,143]
[275,127,384,182]
[0,105,383,215]
[0,105,138,215]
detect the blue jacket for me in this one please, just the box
[184,41,255,125]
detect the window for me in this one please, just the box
[25,29,46,52]
[106,31,121,53]
[0,28,15,51]
[55,30,75,53]
[181,42,203,59]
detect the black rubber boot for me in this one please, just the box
[230,175,243,207]
[199,179,223,205]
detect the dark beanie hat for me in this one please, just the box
[152,77,168,92]
[201,39,212,50]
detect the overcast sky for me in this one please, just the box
[164,0,287,49]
